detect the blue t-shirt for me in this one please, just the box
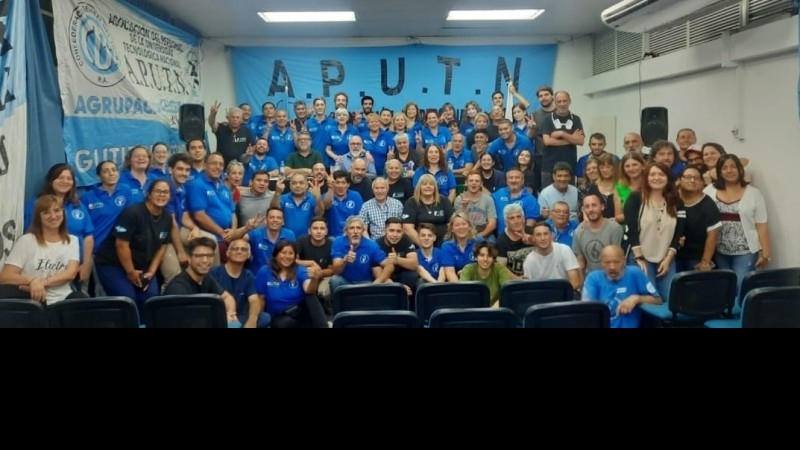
[209,265,257,319]
[118,170,154,205]
[278,192,317,238]
[267,125,295,165]
[361,130,393,176]
[247,227,297,273]
[256,265,310,316]
[412,168,457,196]
[81,184,133,250]
[421,126,452,149]
[417,248,443,279]
[440,239,478,273]
[326,124,360,166]
[488,135,534,172]
[582,266,660,328]
[326,191,364,238]
[243,155,278,187]
[306,116,336,153]
[24,198,94,263]
[446,149,475,171]
[546,218,580,248]
[186,174,235,237]
[331,236,387,283]
[492,188,541,233]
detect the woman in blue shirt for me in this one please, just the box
[442,213,479,282]
[256,241,328,328]
[420,110,452,149]
[412,144,457,203]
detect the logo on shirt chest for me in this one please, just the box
[359,255,370,264]
[114,196,127,207]
[233,136,248,144]
[72,209,85,220]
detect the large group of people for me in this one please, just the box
[0,86,773,328]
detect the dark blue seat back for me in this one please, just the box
[524,301,610,328]
[332,283,409,314]
[740,268,800,308]
[668,270,737,318]
[428,307,517,328]
[499,279,574,324]
[332,310,419,328]
[742,287,800,328]
[415,282,490,325]
[143,294,228,328]
[0,299,48,328]
[48,297,139,328]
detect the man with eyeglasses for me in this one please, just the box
[209,239,272,328]
[187,153,237,264]
[545,201,579,247]
[285,131,324,178]
[340,135,377,176]
[164,237,241,327]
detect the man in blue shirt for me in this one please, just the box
[446,133,475,178]
[324,170,364,238]
[267,110,295,165]
[488,119,534,172]
[492,169,540,234]
[209,239,271,328]
[270,173,325,238]
[330,216,394,295]
[582,245,661,328]
[242,138,279,186]
[187,153,236,263]
[545,201,580,247]
[242,207,296,273]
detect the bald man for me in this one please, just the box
[581,245,661,328]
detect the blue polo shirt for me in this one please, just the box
[417,248,443,279]
[488,135,534,172]
[446,149,474,171]
[118,170,155,204]
[188,167,204,183]
[267,125,294,165]
[243,154,278,187]
[81,184,133,249]
[326,124,360,166]
[256,265,310,316]
[545,218,580,247]
[278,192,318,238]
[440,239,478,272]
[492,188,541,233]
[412,168,457,196]
[306,116,336,153]
[249,116,269,139]
[148,167,169,181]
[24,198,95,263]
[361,130,393,176]
[326,191,364,237]
[582,266,660,328]
[421,126,452,148]
[209,265,257,319]
[186,174,235,237]
[331,236,387,283]
[165,180,188,229]
[247,227,296,273]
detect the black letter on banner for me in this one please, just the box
[437,57,461,96]
[495,57,522,92]
[1,220,15,259]
[269,61,295,97]
[0,135,8,177]
[321,60,345,97]
[381,58,405,96]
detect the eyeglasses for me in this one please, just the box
[191,253,215,259]
[681,175,702,181]
[552,210,570,215]
[229,247,249,252]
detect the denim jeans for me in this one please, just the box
[642,259,677,303]
[715,252,759,314]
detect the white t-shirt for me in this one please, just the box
[523,243,580,282]
[4,234,79,304]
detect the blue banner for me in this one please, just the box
[231,44,557,116]
[53,0,202,186]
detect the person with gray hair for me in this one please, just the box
[325,107,360,167]
[208,102,254,166]
[329,215,394,294]
[496,203,535,278]
[360,177,404,239]
[390,132,421,178]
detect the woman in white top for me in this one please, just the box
[0,195,81,304]
[703,154,770,298]
[624,162,686,302]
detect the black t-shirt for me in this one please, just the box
[388,178,414,204]
[296,236,333,269]
[95,203,172,270]
[402,197,454,246]
[496,227,534,277]
[164,270,225,296]
[351,177,375,202]
[531,108,551,158]
[678,195,722,260]
[392,151,421,174]
[377,235,416,273]
[215,124,254,167]
[539,112,584,174]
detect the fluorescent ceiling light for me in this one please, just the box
[447,9,545,21]
[258,11,356,23]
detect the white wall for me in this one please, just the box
[582,17,800,268]
[200,39,237,151]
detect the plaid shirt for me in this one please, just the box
[359,197,404,238]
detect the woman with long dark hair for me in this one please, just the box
[255,241,327,328]
[624,162,686,301]
[1,195,81,303]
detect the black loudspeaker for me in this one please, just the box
[179,104,205,142]
[641,107,668,147]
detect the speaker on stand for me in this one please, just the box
[640,107,669,147]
